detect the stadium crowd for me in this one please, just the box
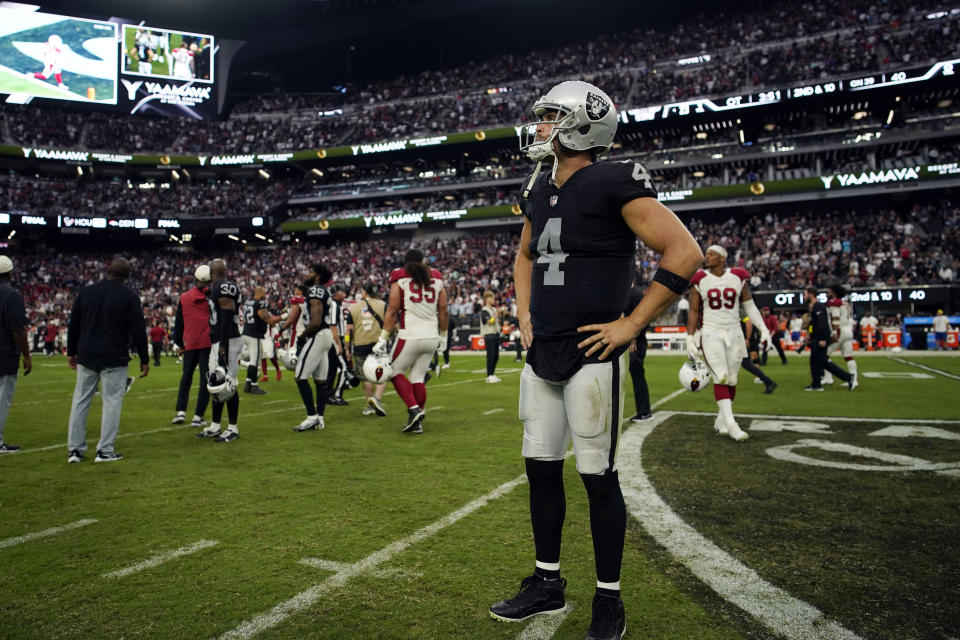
[0,174,291,220]
[12,198,959,352]
[0,0,955,153]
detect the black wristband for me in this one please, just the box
[652,268,689,295]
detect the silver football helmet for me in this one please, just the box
[519,81,618,162]
[207,366,237,402]
[679,356,712,392]
[277,347,298,371]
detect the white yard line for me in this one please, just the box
[889,356,960,381]
[618,411,863,640]
[103,540,219,579]
[0,519,98,550]
[298,557,414,580]
[482,408,505,415]
[218,473,529,640]
[515,603,575,640]
[669,410,960,424]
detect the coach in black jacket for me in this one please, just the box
[65,258,149,463]
[804,285,854,391]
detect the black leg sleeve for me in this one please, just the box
[226,392,239,424]
[296,379,316,415]
[525,458,566,566]
[314,380,328,417]
[741,357,773,385]
[580,471,626,585]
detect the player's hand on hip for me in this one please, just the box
[518,310,534,349]
[577,316,638,360]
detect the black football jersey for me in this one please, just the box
[208,280,243,342]
[522,160,657,337]
[521,161,656,381]
[303,285,333,330]
[242,298,267,339]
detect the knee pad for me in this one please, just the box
[580,470,621,506]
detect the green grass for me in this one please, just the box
[0,352,957,639]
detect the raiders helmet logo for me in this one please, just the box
[585,91,610,121]
[549,195,558,207]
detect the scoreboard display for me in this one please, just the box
[0,5,217,119]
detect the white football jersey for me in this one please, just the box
[390,267,443,339]
[172,47,193,78]
[827,297,853,331]
[691,268,750,331]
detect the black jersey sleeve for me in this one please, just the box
[607,160,658,211]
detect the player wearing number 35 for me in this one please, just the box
[490,81,702,640]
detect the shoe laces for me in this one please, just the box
[588,594,623,637]
[509,575,561,606]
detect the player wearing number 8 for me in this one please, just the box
[493,80,703,640]
[686,245,771,442]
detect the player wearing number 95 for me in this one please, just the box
[489,80,703,640]
[685,245,771,441]
[373,249,448,435]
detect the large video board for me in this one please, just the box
[0,7,118,104]
[0,6,218,118]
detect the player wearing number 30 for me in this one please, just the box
[491,81,703,640]
[374,249,448,435]
[686,245,771,442]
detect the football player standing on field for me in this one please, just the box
[686,245,771,442]
[489,81,702,640]
[373,249,448,435]
[196,259,243,443]
[292,264,341,432]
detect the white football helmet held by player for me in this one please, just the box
[679,356,711,392]
[206,367,237,402]
[277,347,298,371]
[519,80,618,162]
[362,353,393,384]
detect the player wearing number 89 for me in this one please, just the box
[493,80,703,640]
[686,245,771,442]
[374,249,448,434]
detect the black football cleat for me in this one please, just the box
[401,407,425,434]
[585,592,626,640]
[764,381,778,394]
[489,574,566,622]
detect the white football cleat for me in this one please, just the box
[713,415,728,435]
[727,421,749,442]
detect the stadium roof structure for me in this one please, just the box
[35,0,737,88]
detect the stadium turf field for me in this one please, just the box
[1,351,957,639]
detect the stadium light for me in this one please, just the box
[258,169,270,179]
[311,168,323,177]
[227,234,240,241]
[254,233,266,240]
[171,170,179,181]
[7,230,15,239]
[852,110,868,120]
